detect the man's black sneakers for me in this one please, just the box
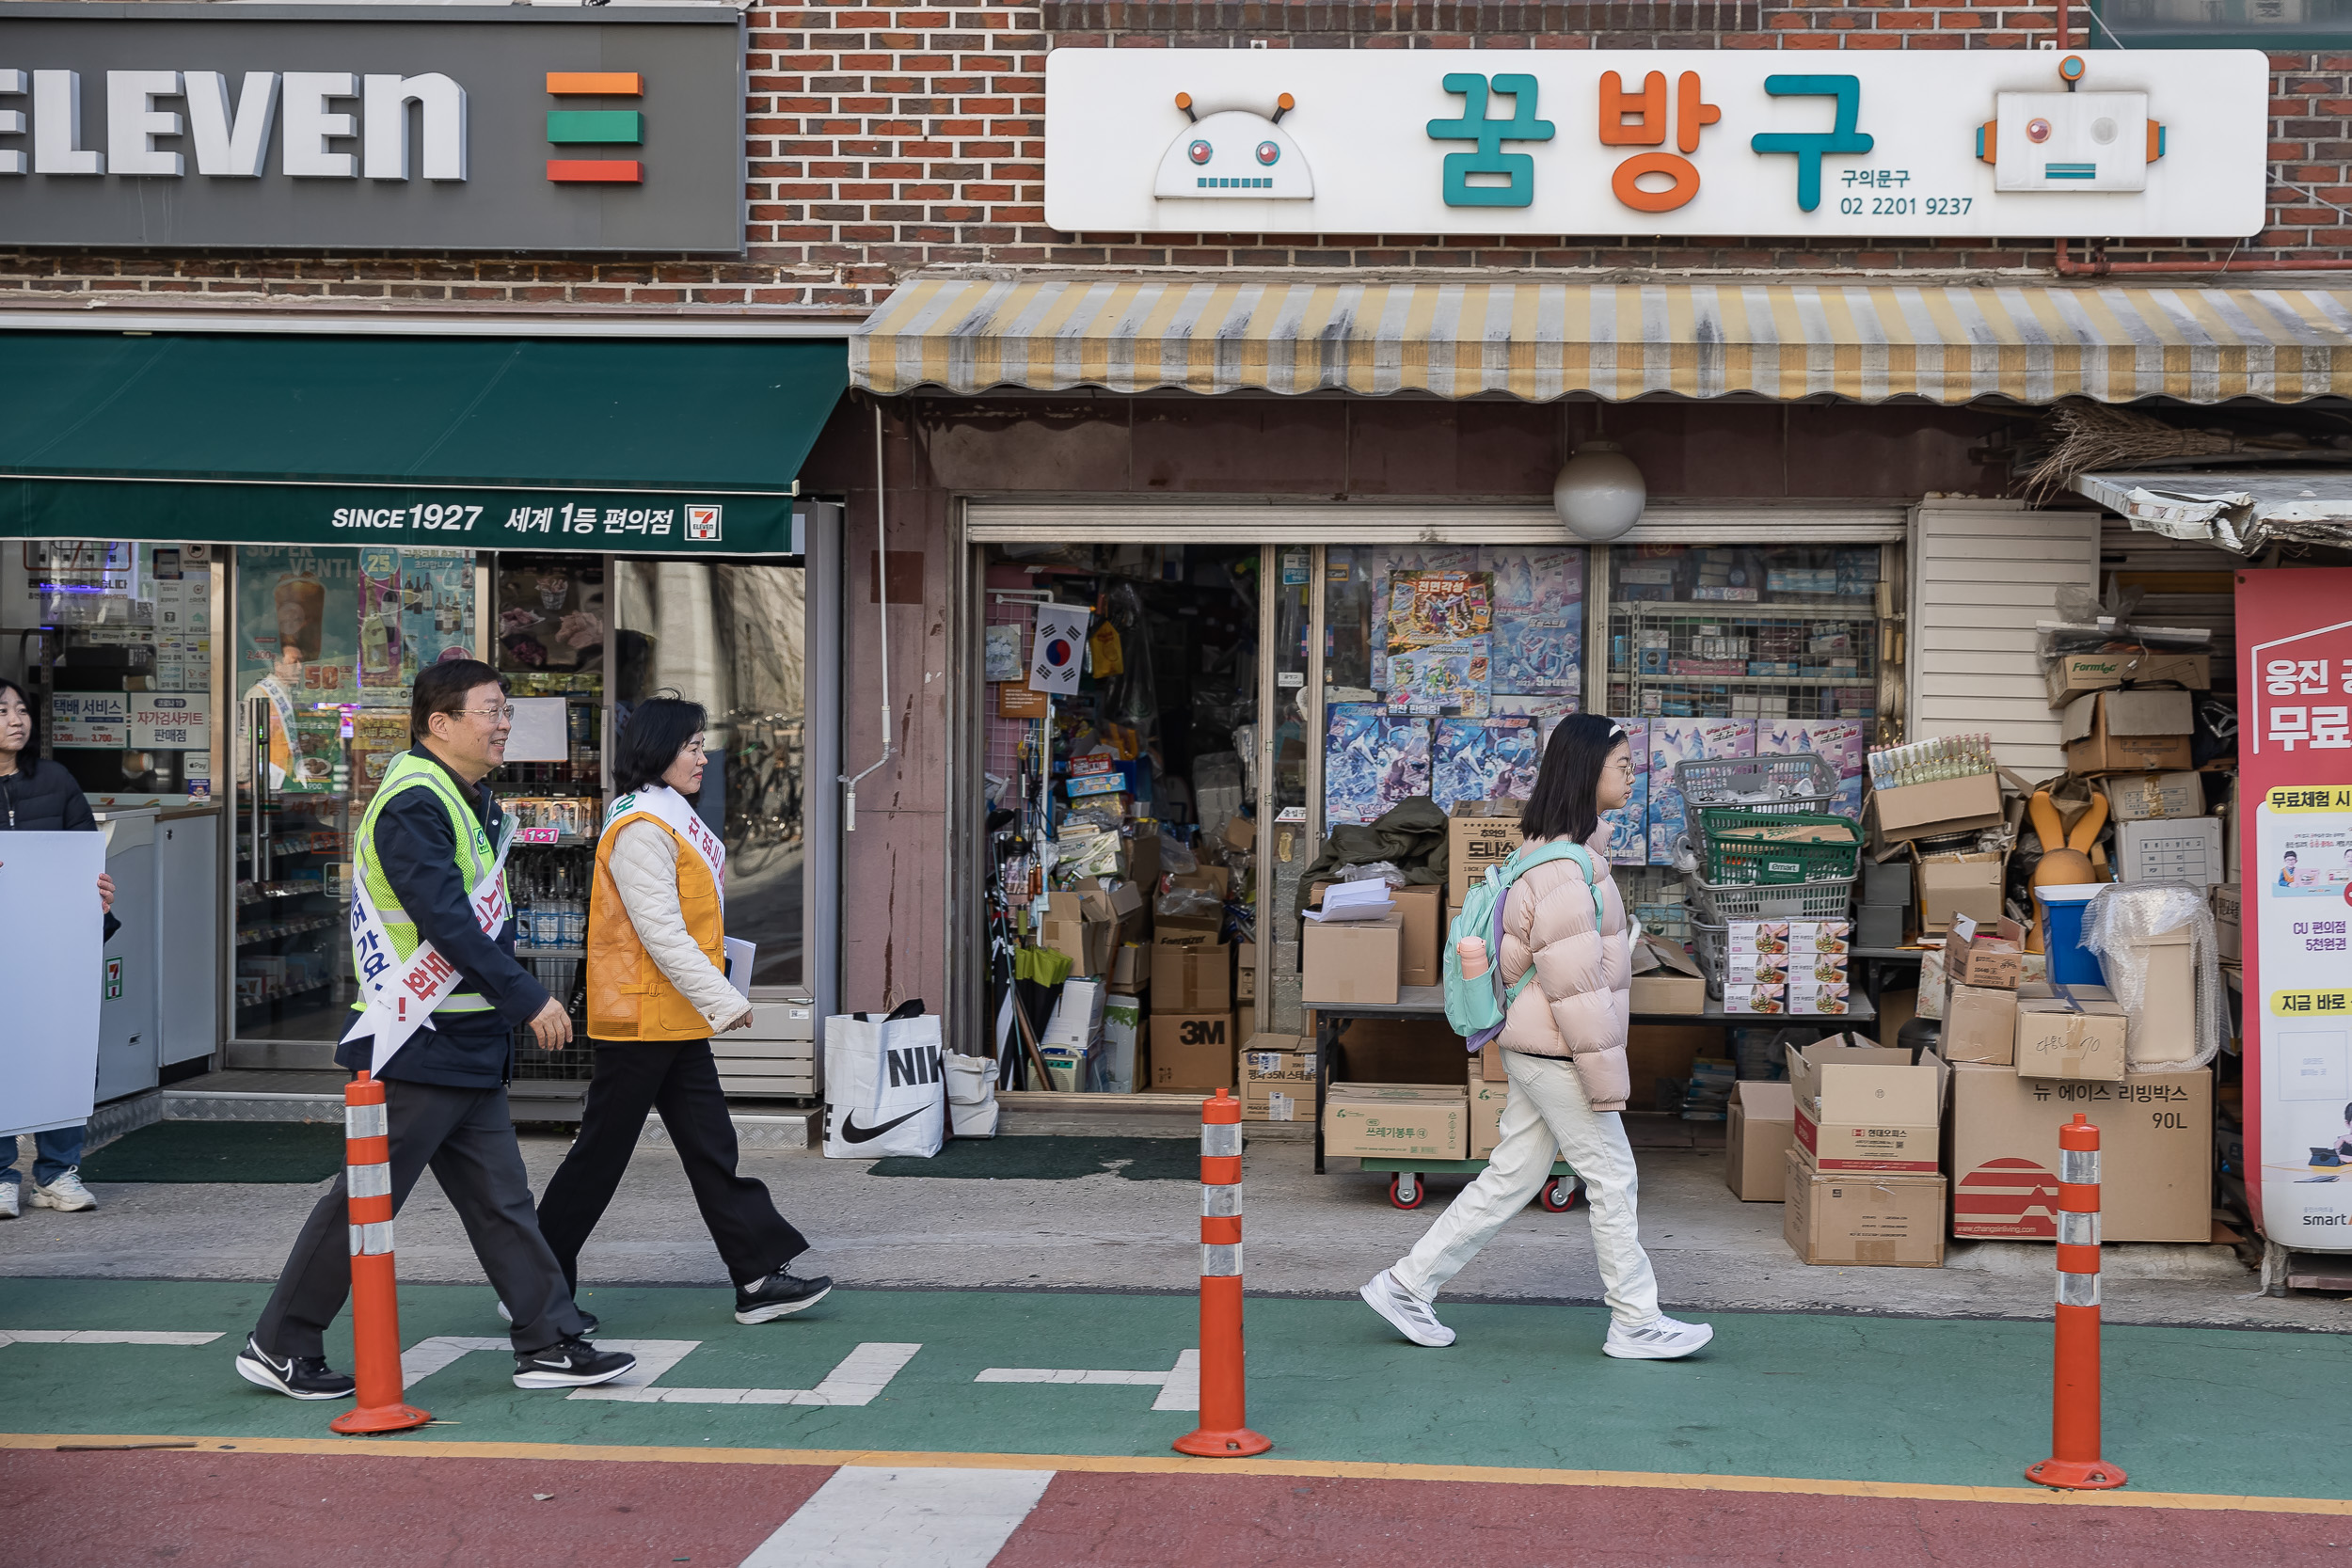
[234,1333,357,1401]
[512,1336,637,1390]
[735,1271,834,1324]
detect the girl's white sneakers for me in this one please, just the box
[1602,1315,1715,1360]
[1359,1269,1456,1348]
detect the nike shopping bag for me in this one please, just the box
[822,1000,946,1159]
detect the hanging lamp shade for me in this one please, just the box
[1552,441,1646,542]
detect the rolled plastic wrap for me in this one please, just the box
[2081,882,2224,1072]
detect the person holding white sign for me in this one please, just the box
[0,678,117,1221]
[237,660,635,1401]
[534,696,829,1326]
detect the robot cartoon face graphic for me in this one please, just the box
[1152,92,1315,200]
[1975,56,2165,193]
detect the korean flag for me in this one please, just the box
[1028,603,1092,697]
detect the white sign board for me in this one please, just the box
[1045,49,2269,237]
[50,691,129,749]
[0,832,105,1136]
[129,692,211,752]
[503,696,571,765]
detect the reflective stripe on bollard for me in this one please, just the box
[1173,1087,1272,1459]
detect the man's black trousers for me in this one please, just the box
[256,1079,587,1358]
[536,1037,810,1293]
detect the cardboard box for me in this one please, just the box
[2014,982,2129,1082]
[2213,882,2242,963]
[1944,915,2026,990]
[1149,1011,1236,1091]
[1040,890,1119,977]
[1313,1013,1462,1085]
[1447,800,1526,907]
[1630,974,1708,1014]
[1240,1036,1313,1121]
[2101,770,2206,823]
[2116,816,2226,888]
[1301,913,1401,1006]
[1918,854,2006,935]
[1784,1152,1947,1266]
[2118,924,2198,1069]
[2043,650,2213,706]
[1235,1008,1258,1049]
[1469,1066,1507,1158]
[1324,1093,1469,1160]
[1726,1081,1797,1200]
[1942,981,2020,1066]
[2061,689,2196,775]
[1042,977,1107,1049]
[1872,771,2005,843]
[1948,1063,2214,1243]
[1789,1036,1949,1174]
[1107,943,1147,996]
[1236,941,1257,1004]
[1151,940,1232,1012]
[1393,882,1443,987]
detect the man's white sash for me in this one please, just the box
[341,816,516,1074]
[601,784,725,909]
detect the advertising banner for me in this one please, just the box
[2239,568,2352,1252]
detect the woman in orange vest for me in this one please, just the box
[535,696,831,1325]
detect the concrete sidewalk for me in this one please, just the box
[0,1131,2328,1332]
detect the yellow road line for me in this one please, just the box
[6,1433,2350,1516]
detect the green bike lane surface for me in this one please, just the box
[3,1277,2346,1501]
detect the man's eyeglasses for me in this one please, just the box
[459,705,516,723]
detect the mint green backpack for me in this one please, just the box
[1442,840,1604,1052]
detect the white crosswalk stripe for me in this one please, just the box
[737,1465,1057,1568]
[0,1330,223,1347]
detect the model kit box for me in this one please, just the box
[1727,1081,1797,1201]
[1947,1064,2213,1243]
[1784,1151,1947,1267]
[1149,1011,1235,1092]
[1789,1036,1948,1174]
[2061,689,2196,775]
[1323,1091,1469,1160]
[2014,982,2128,1082]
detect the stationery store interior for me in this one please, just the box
[981,535,2240,1271]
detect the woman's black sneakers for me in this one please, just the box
[233,1333,357,1401]
[512,1336,637,1390]
[735,1271,834,1323]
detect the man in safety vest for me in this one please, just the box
[234,659,636,1399]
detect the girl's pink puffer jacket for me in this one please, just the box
[1494,826,1632,1111]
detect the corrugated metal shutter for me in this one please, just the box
[2098,518,2238,698]
[1909,500,2101,780]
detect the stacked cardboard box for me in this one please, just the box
[1300,911,1403,1006]
[1938,916,2024,1067]
[1323,1083,1469,1160]
[1949,1066,2213,1242]
[1784,1035,1949,1266]
[1240,1037,1313,1122]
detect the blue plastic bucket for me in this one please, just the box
[2035,884,2106,988]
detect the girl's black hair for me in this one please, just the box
[0,676,38,761]
[612,694,710,795]
[1518,713,1629,847]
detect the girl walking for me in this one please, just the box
[1359,714,1713,1361]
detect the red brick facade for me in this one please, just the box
[0,4,2343,309]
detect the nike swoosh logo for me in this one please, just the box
[837,1108,923,1144]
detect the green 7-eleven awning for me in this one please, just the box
[0,332,847,555]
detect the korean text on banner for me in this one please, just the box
[0,832,106,1137]
[2237,569,2352,1254]
[1029,604,1093,697]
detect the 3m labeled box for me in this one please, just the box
[1947,1064,2213,1242]
[1324,1092,1469,1161]
[1301,913,1401,1006]
[1447,800,1526,907]
[1784,1151,1947,1267]
[1727,1081,1797,1200]
[1149,1011,1235,1091]
[2061,689,2196,776]
[1789,1036,1948,1174]
[2014,982,2128,1082]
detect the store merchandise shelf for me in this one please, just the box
[517,946,587,959]
[1613,673,1874,689]
[237,883,328,905]
[235,978,333,1006]
[237,917,336,946]
[1610,600,1875,618]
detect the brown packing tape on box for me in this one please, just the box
[1301,912,1401,1006]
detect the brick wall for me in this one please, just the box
[0,4,2343,308]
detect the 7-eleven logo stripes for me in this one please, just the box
[546,72,643,184]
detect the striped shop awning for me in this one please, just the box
[849,277,2352,404]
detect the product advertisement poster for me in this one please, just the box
[2239,568,2352,1251]
[236,547,358,791]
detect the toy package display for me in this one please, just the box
[1598,715,1649,865]
[1430,716,1542,811]
[1388,570,1494,650]
[1326,705,1433,825]
[1487,548,1584,695]
[1490,695,1578,747]
[1386,639,1491,717]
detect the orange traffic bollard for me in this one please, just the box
[1173,1087,1271,1458]
[2026,1113,2124,1490]
[329,1072,430,1435]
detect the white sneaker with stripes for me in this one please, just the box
[1359,1269,1455,1348]
[1603,1315,1714,1360]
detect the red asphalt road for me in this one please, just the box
[5,1451,2348,1567]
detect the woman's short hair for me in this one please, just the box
[612,695,710,794]
[0,675,40,760]
[1518,713,1629,847]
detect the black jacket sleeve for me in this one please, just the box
[373,789,550,1026]
[51,764,118,940]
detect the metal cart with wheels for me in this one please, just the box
[1360,1156,1581,1212]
